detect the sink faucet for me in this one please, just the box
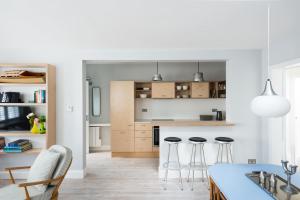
[280,160,298,194]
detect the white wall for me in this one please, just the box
[0,49,263,179]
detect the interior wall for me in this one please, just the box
[0,49,263,178]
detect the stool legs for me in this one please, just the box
[164,143,171,190]
[188,143,208,191]
[216,143,233,163]
[176,144,183,190]
[163,143,183,190]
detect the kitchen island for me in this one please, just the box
[209,164,300,200]
[134,119,235,178]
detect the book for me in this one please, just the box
[7,139,29,147]
[4,143,32,152]
[34,89,46,103]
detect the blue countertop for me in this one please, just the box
[208,164,300,200]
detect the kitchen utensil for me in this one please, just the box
[139,94,147,98]
[182,85,188,90]
[176,85,182,90]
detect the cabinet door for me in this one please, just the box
[135,137,153,152]
[110,81,135,131]
[111,130,134,152]
[191,82,209,98]
[152,82,175,99]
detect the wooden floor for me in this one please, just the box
[1,152,210,199]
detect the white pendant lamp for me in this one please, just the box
[152,61,163,81]
[251,6,290,117]
[193,61,204,82]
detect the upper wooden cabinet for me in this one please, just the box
[191,82,209,98]
[152,82,175,99]
[110,81,135,131]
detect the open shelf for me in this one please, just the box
[0,83,46,86]
[0,103,46,106]
[0,148,42,154]
[0,131,47,137]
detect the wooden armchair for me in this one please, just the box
[0,145,72,200]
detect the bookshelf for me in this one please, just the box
[0,64,56,154]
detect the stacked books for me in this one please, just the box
[4,139,32,153]
[34,89,46,103]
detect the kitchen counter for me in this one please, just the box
[135,119,234,126]
[209,164,300,200]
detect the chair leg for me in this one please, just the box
[176,144,183,190]
[164,143,171,190]
[199,144,204,182]
[226,144,229,163]
[216,144,220,163]
[187,144,195,183]
[191,144,196,191]
[229,143,233,163]
[220,144,224,163]
[202,144,208,181]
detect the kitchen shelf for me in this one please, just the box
[0,103,46,106]
[0,83,46,86]
[0,131,47,137]
[0,148,42,155]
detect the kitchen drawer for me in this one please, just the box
[135,130,152,138]
[135,123,152,131]
[111,130,134,152]
[135,137,153,152]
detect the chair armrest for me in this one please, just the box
[5,166,31,184]
[18,176,63,187]
[5,166,31,171]
[18,176,64,200]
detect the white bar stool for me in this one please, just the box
[187,137,208,190]
[163,137,183,190]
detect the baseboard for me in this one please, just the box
[0,168,87,179]
[89,145,111,152]
[112,152,159,158]
[65,168,87,179]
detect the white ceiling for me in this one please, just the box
[0,0,297,50]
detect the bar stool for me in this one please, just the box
[163,137,183,190]
[215,137,234,163]
[187,137,208,190]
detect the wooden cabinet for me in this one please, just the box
[134,122,153,152]
[191,82,209,98]
[152,82,175,99]
[110,81,135,152]
[111,130,134,152]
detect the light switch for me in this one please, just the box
[67,105,74,112]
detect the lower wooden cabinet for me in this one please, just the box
[135,137,153,152]
[111,130,134,152]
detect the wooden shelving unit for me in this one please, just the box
[135,82,152,99]
[175,82,191,99]
[0,64,56,154]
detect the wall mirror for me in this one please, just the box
[92,87,101,116]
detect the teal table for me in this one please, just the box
[208,164,300,200]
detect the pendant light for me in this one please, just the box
[193,61,204,82]
[251,6,290,117]
[152,61,163,81]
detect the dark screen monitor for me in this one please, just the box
[0,106,32,131]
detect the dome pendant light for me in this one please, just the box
[251,6,290,117]
[152,61,163,81]
[193,61,204,82]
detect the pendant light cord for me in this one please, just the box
[157,62,159,74]
[197,61,200,73]
[267,5,270,79]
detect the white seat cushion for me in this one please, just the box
[27,150,60,193]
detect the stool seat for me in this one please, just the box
[215,137,234,143]
[164,137,182,143]
[189,137,207,143]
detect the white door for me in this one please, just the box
[86,81,90,154]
